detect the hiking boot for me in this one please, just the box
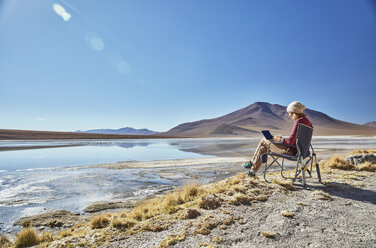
[248,169,256,177]
[243,161,253,169]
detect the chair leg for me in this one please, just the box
[316,163,322,183]
[293,161,300,182]
[305,160,312,177]
[280,158,286,179]
[301,167,306,188]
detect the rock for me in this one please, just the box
[83,201,138,213]
[345,154,376,165]
[14,210,81,228]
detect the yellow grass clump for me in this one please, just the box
[15,227,40,248]
[357,161,376,172]
[312,190,332,201]
[321,150,376,172]
[158,231,186,248]
[39,231,54,243]
[198,195,221,210]
[90,214,110,229]
[0,235,12,247]
[194,215,220,235]
[272,178,295,190]
[56,229,72,238]
[212,236,223,243]
[228,193,250,205]
[320,155,354,170]
[261,231,278,238]
[180,208,201,219]
[129,182,207,222]
[198,242,216,248]
[281,210,294,217]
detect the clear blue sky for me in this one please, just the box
[1,0,375,132]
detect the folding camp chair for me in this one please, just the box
[262,124,322,188]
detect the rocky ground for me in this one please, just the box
[102,171,376,248]
[2,152,376,248]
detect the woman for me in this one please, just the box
[243,101,313,176]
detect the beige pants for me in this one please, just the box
[251,138,293,172]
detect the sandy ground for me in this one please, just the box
[86,157,248,169]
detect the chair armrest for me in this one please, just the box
[270,141,296,148]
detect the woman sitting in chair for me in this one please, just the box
[243,101,313,176]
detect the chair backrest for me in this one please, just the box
[296,124,313,159]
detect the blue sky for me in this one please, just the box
[1,0,375,132]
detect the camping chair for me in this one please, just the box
[262,124,322,188]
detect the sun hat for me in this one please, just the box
[287,101,306,113]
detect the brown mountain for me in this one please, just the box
[364,121,376,127]
[0,129,174,140]
[165,102,376,137]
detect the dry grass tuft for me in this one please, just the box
[281,210,294,217]
[212,236,223,243]
[312,190,332,201]
[261,231,278,238]
[15,227,40,248]
[90,214,110,229]
[195,215,220,235]
[111,217,137,229]
[141,220,170,232]
[181,182,204,202]
[0,235,11,247]
[158,231,186,248]
[272,178,295,190]
[357,161,376,172]
[198,242,216,248]
[321,150,376,172]
[321,155,354,170]
[198,195,221,210]
[57,229,72,238]
[182,208,201,219]
[39,231,54,243]
[228,193,250,205]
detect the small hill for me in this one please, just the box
[165,102,376,137]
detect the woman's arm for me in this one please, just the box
[282,121,299,145]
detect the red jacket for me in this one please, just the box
[282,116,313,155]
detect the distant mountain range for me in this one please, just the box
[1,102,375,140]
[76,127,159,135]
[364,121,376,127]
[164,102,376,137]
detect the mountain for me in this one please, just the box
[76,127,159,135]
[364,121,376,127]
[0,129,170,140]
[164,102,376,137]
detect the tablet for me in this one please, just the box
[261,130,273,140]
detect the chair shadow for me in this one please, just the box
[323,182,376,205]
[293,180,376,205]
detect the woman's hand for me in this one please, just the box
[273,136,283,142]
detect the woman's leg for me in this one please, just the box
[251,138,292,172]
[251,138,269,172]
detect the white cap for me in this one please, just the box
[287,101,306,113]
